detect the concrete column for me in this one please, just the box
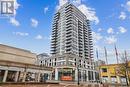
[75,68,78,81]
[37,73,41,82]
[93,71,95,81]
[3,70,8,82]
[107,68,111,83]
[108,75,111,83]
[49,73,52,80]
[90,71,92,82]
[81,70,83,82]
[22,72,27,82]
[15,71,19,82]
[55,68,58,80]
[117,76,121,83]
[86,70,88,82]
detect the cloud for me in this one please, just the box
[44,35,52,40]
[31,18,38,28]
[14,0,20,16]
[98,28,102,32]
[56,0,68,10]
[105,26,127,44]
[57,0,99,24]
[92,32,103,43]
[105,36,117,44]
[116,32,119,35]
[5,0,20,26]
[59,0,68,7]
[119,26,127,34]
[44,6,49,14]
[93,45,103,51]
[78,4,99,24]
[71,0,81,6]
[119,12,126,20]
[107,28,114,34]
[13,32,29,36]
[35,35,43,40]
[9,17,20,26]
[126,1,130,12]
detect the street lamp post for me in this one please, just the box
[77,64,80,85]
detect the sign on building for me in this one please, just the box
[0,0,14,18]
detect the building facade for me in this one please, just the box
[36,53,49,65]
[51,3,93,60]
[39,3,99,82]
[0,44,52,83]
[100,64,129,84]
[0,44,36,64]
[95,60,105,68]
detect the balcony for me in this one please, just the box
[66,25,72,28]
[51,49,56,52]
[66,31,72,34]
[66,22,72,26]
[66,13,72,17]
[66,49,71,52]
[66,40,71,44]
[65,10,72,14]
[66,28,72,31]
[66,38,72,41]
[65,5,72,10]
[66,35,72,38]
[66,16,72,20]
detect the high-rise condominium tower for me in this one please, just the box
[51,3,93,60]
[40,3,99,82]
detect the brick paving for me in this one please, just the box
[0,83,128,87]
[0,84,93,87]
[0,84,78,87]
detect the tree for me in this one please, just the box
[116,51,130,86]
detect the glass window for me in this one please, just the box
[102,68,107,72]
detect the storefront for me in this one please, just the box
[54,67,97,82]
[102,76,109,83]
[111,76,117,83]
[60,68,74,81]
[6,71,17,82]
[120,76,127,84]
[54,68,75,81]
[0,70,5,82]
